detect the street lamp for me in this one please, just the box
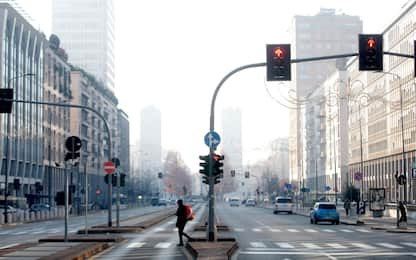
[3,73,35,223]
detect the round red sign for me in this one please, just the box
[104,161,116,174]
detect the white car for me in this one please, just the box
[273,197,294,214]
[229,197,240,207]
[245,199,256,207]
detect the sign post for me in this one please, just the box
[104,161,115,227]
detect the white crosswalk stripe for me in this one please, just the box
[340,229,354,233]
[402,242,416,248]
[275,242,294,249]
[327,243,347,249]
[287,229,299,232]
[304,229,317,233]
[0,231,10,235]
[269,229,281,232]
[234,228,244,232]
[356,228,371,233]
[322,229,335,233]
[252,228,262,232]
[172,228,178,232]
[350,242,376,249]
[377,243,403,249]
[127,242,146,248]
[250,242,267,248]
[14,231,27,235]
[302,243,322,249]
[154,242,171,249]
[154,227,165,232]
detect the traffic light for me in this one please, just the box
[120,173,126,187]
[214,175,221,184]
[230,170,235,177]
[245,171,250,178]
[266,44,291,81]
[0,88,13,113]
[35,182,43,193]
[13,178,21,190]
[202,176,209,184]
[104,174,117,186]
[359,34,383,71]
[199,155,210,176]
[158,172,163,179]
[56,191,65,205]
[212,154,224,177]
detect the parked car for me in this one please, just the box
[158,199,168,206]
[310,202,340,225]
[29,204,51,212]
[0,205,17,214]
[245,199,256,207]
[273,197,294,214]
[229,197,240,207]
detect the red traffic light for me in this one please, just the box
[274,47,284,59]
[367,38,376,49]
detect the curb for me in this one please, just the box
[38,235,124,243]
[38,242,111,260]
[386,228,416,233]
[186,240,238,260]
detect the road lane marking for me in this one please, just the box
[301,243,322,249]
[377,243,403,249]
[155,242,171,249]
[127,242,145,248]
[304,229,317,233]
[172,228,178,232]
[0,243,19,250]
[250,242,267,248]
[275,242,294,249]
[287,229,299,232]
[350,242,376,249]
[327,243,347,249]
[402,242,416,248]
[0,231,10,235]
[234,228,244,232]
[252,228,261,232]
[356,228,371,233]
[270,229,281,232]
[340,229,354,233]
[154,227,165,232]
[14,231,27,235]
[322,229,335,233]
[33,230,44,234]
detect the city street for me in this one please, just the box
[216,203,416,259]
[0,206,173,250]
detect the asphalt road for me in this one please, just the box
[0,205,174,249]
[93,203,205,260]
[216,202,416,260]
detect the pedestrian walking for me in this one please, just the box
[176,199,192,246]
[344,199,350,216]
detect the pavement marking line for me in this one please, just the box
[0,231,10,235]
[126,242,146,248]
[340,229,354,233]
[304,229,318,233]
[322,229,336,233]
[252,228,262,232]
[402,242,416,248]
[172,228,178,232]
[250,242,267,248]
[154,242,171,249]
[154,227,165,232]
[327,243,347,249]
[377,243,403,249]
[33,230,44,234]
[275,242,295,249]
[301,243,322,249]
[234,228,244,232]
[287,229,299,233]
[270,229,281,232]
[239,251,416,257]
[356,228,371,233]
[350,242,376,249]
[0,243,19,250]
[14,231,27,235]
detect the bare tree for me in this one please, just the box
[163,150,193,198]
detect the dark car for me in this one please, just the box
[29,204,51,212]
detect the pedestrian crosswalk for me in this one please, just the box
[0,228,80,235]
[121,241,416,251]
[233,227,374,234]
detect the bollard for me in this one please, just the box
[0,213,4,224]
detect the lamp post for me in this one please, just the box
[3,73,35,224]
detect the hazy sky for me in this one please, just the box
[16,0,410,171]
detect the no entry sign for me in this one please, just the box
[104,161,116,174]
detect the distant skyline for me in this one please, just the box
[14,0,410,171]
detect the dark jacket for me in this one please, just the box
[176,204,187,227]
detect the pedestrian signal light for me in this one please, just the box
[359,34,383,71]
[266,44,291,81]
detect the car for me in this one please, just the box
[229,197,240,207]
[273,197,293,214]
[29,204,51,212]
[310,202,340,225]
[0,205,17,214]
[245,199,256,207]
[150,197,160,206]
[158,199,168,206]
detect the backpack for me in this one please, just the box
[185,204,195,221]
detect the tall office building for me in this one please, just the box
[289,8,362,188]
[52,0,115,91]
[221,107,243,196]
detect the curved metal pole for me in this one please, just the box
[11,99,113,227]
[207,62,265,241]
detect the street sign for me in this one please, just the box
[354,172,362,181]
[204,131,221,148]
[65,136,82,152]
[284,183,292,191]
[325,186,331,191]
[0,88,13,113]
[104,161,116,174]
[357,200,366,215]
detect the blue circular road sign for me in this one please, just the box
[204,131,221,148]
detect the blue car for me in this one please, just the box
[310,202,340,225]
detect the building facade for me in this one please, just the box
[0,3,45,206]
[348,1,416,204]
[289,8,362,188]
[52,0,115,91]
[117,109,130,174]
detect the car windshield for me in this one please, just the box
[0,1,413,259]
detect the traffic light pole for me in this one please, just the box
[1,98,114,227]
